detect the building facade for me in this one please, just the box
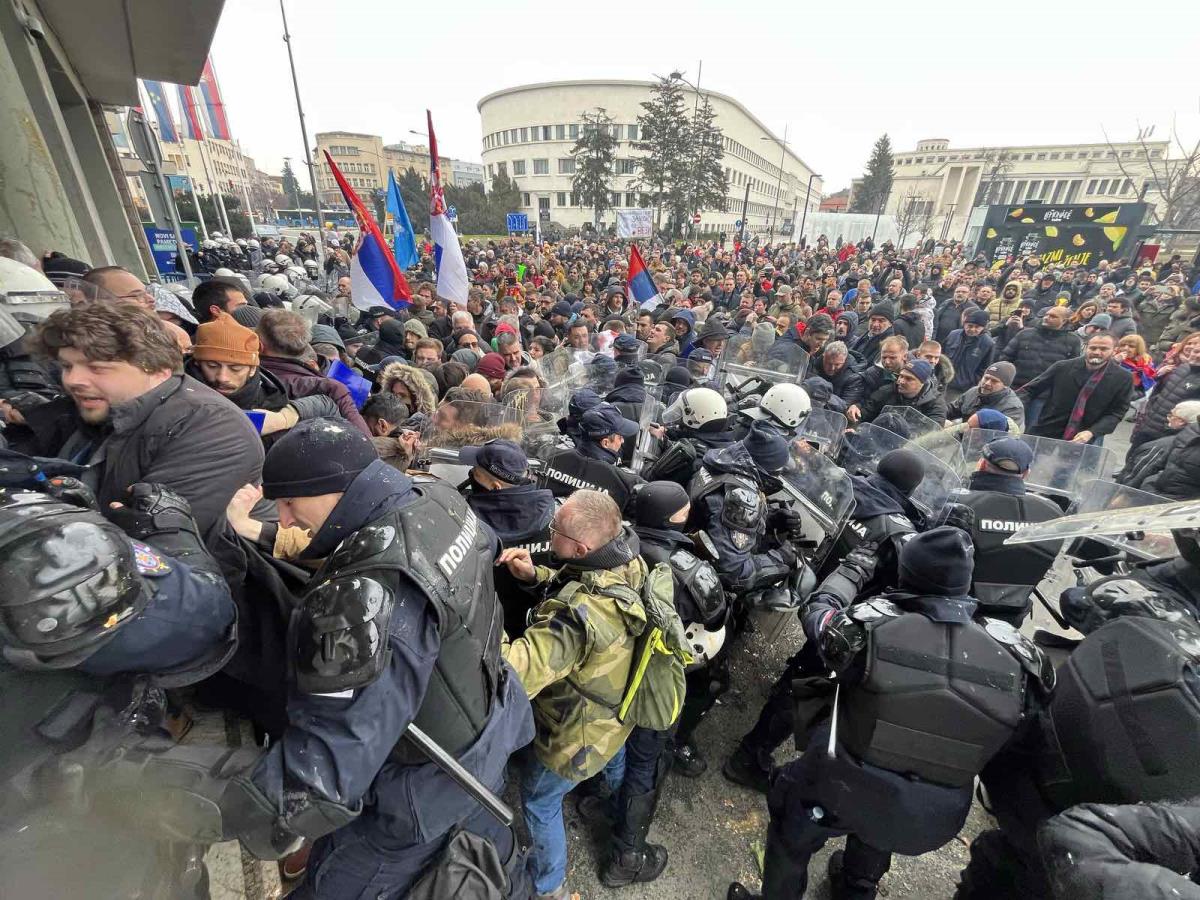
[477,80,822,236]
[879,137,1171,244]
[313,131,478,215]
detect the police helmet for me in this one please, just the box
[213,267,235,277]
[749,383,812,430]
[0,258,68,333]
[247,239,260,250]
[211,230,224,240]
[202,240,218,250]
[0,492,149,666]
[274,253,292,266]
[259,274,293,297]
[663,387,727,429]
[304,259,319,273]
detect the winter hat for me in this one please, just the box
[868,302,895,323]
[751,322,776,352]
[697,318,731,342]
[665,365,692,387]
[974,408,1010,432]
[450,348,481,371]
[192,312,260,366]
[876,448,926,496]
[379,318,408,345]
[984,361,1016,387]
[743,419,791,473]
[902,358,934,384]
[632,481,690,531]
[231,305,265,329]
[262,417,379,499]
[982,436,1035,474]
[310,324,345,351]
[1089,313,1113,329]
[899,526,974,597]
[550,300,573,318]
[965,308,990,327]
[475,352,507,380]
[613,365,645,388]
[1172,400,1200,424]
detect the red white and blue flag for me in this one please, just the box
[323,150,412,311]
[176,84,206,141]
[628,244,661,310]
[427,110,468,304]
[197,57,232,141]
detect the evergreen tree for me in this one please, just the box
[175,192,250,239]
[571,108,618,227]
[396,167,429,233]
[633,73,690,233]
[850,134,895,213]
[684,94,727,230]
[484,173,523,234]
[280,159,314,209]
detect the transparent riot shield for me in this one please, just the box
[421,401,525,484]
[631,384,668,476]
[837,423,962,523]
[797,407,848,457]
[715,333,810,397]
[1008,482,1192,560]
[958,429,1117,500]
[639,354,672,388]
[876,405,943,439]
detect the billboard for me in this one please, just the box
[974,202,1148,270]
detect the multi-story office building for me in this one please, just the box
[477,80,822,235]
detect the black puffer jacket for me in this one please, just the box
[859,377,948,425]
[1136,363,1200,442]
[1140,424,1200,500]
[1039,801,1200,900]
[1000,325,1082,389]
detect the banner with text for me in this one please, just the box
[976,203,1148,270]
[616,209,654,239]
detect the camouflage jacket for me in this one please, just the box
[502,556,648,780]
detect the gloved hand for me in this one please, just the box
[768,506,806,545]
[940,502,976,533]
[818,609,867,673]
[44,475,98,510]
[104,482,197,540]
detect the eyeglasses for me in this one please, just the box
[548,522,586,550]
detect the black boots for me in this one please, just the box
[827,843,891,900]
[671,738,708,777]
[722,743,773,794]
[600,790,669,887]
[728,824,808,900]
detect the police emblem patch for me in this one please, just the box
[131,540,171,575]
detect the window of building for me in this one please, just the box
[540,126,550,141]
[512,160,526,175]
[1035,152,1046,160]
[1023,153,1033,160]
[1151,149,1162,158]
[570,192,579,206]
[1123,178,1134,194]
[555,124,565,140]
[569,124,579,139]
[914,156,924,164]
[558,158,575,174]
[487,164,493,179]
[1063,152,1073,159]
[628,124,639,141]
[556,192,567,206]
[502,132,509,146]
[1121,150,1131,158]
[610,192,620,207]
[1087,179,1098,193]
[1050,152,1060,160]
[497,162,507,178]
[521,192,530,206]
[1092,151,1102,158]
[937,155,946,162]
[1097,179,1109,194]
[519,127,528,142]
[1051,180,1065,203]
[625,192,637,207]
[538,197,550,211]
[1026,180,1040,200]
[617,159,637,175]
[533,159,549,175]
[1065,180,1081,204]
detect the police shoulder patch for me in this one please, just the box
[130,540,171,576]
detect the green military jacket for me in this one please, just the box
[503,557,648,781]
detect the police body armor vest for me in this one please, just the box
[958,489,1064,613]
[821,511,914,582]
[541,447,638,512]
[687,464,757,507]
[1038,614,1200,810]
[840,607,1026,787]
[311,479,503,766]
[639,539,726,628]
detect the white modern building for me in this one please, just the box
[876,137,1172,244]
[477,80,822,236]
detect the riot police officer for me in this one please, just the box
[0,481,236,897]
[541,402,644,513]
[643,387,735,485]
[733,382,813,439]
[724,449,927,793]
[730,527,1052,900]
[458,438,556,637]
[632,481,730,776]
[687,419,799,594]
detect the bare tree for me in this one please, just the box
[973,148,1015,206]
[894,187,936,248]
[1102,123,1200,230]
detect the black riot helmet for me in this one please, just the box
[0,491,150,666]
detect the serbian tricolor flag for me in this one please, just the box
[197,57,232,141]
[427,110,469,304]
[628,244,661,310]
[323,150,412,311]
[177,84,206,140]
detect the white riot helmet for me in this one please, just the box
[750,383,811,430]
[213,267,235,277]
[260,259,279,275]
[211,231,224,240]
[285,265,307,284]
[663,387,727,429]
[293,292,332,325]
[274,253,292,266]
[259,274,293,297]
[304,259,319,273]
[247,239,260,250]
[683,621,727,667]
[0,257,68,336]
[202,240,218,250]
[235,238,247,247]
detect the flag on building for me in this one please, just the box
[176,84,206,141]
[323,150,412,311]
[628,244,661,310]
[426,110,468,304]
[197,57,232,141]
[386,169,419,270]
[141,80,178,143]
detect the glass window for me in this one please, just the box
[1087,179,1098,193]
[522,192,530,206]
[1013,180,1027,200]
[1065,180,1081,203]
[569,124,579,139]
[570,192,579,206]
[497,162,507,178]
[610,192,620,207]
[628,124,639,141]
[1050,180,1065,203]
[556,192,567,206]
[1124,178,1133,194]
[533,159,549,175]
[502,132,509,146]
[558,158,575,174]
[617,159,637,175]
[556,124,565,140]
[625,192,637,207]
[538,196,550,211]
[512,160,526,175]
[1036,152,1047,160]
[542,126,552,141]
[520,127,528,142]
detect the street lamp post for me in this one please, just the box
[799,171,820,246]
[762,125,788,245]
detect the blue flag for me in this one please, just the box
[386,169,419,271]
[327,359,371,409]
[141,80,178,143]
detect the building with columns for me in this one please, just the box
[477,80,822,236]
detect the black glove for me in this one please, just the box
[818,609,866,673]
[44,476,98,510]
[940,502,976,534]
[104,483,217,575]
[768,507,806,545]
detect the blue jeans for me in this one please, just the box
[1024,396,1046,430]
[520,746,627,894]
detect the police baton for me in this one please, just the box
[404,724,514,827]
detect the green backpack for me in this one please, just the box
[599,562,693,731]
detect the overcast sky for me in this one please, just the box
[206,0,1199,193]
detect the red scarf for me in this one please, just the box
[1063,363,1108,440]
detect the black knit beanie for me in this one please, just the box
[633,481,690,530]
[876,449,926,496]
[262,417,379,499]
[899,526,974,597]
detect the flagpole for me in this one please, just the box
[235,139,258,236]
[281,0,325,264]
[134,83,195,287]
[205,138,233,236]
[196,138,231,235]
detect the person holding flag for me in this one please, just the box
[627,244,662,311]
